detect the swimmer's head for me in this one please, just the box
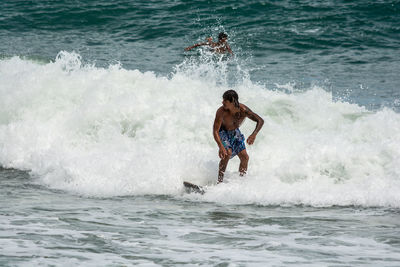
[218,32,228,41]
[222,90,239,109]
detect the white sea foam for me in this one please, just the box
[1,51,400,207]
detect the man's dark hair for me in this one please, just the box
[223,90,239,108]
[218,32,228,40]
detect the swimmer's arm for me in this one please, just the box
[185,43,206,51]
[185,37,212,51]
[243,105,264,144]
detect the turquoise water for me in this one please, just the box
[1,1,400,265]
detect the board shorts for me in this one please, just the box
[219,128,246,159]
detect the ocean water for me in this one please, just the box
[1,0,400,266]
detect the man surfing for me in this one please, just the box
[213,90,264,183]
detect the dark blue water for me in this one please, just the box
[1,0,400,109]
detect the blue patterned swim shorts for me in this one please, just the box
[219,128,246,158]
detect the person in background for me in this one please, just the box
[185,32,233,55]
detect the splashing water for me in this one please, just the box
[1,52,400,207]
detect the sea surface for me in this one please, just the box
[1,0,400,266]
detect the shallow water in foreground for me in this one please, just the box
[1,168,400,266]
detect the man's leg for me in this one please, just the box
[218,149,232,183]
[237,149,249,176]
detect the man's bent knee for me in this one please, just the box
[220,149,232,163]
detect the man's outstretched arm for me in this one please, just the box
[185,37,212,51]
[185,42,206,51]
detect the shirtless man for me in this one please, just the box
[185,32,233,55]
[213,90,264,183]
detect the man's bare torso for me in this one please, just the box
[210,42,231,54]
[211,43,230,54]
[218,104,247,131]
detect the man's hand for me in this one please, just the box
[219,147,228,159]
[247,134,256,145]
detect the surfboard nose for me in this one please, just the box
[183,181,205,195]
